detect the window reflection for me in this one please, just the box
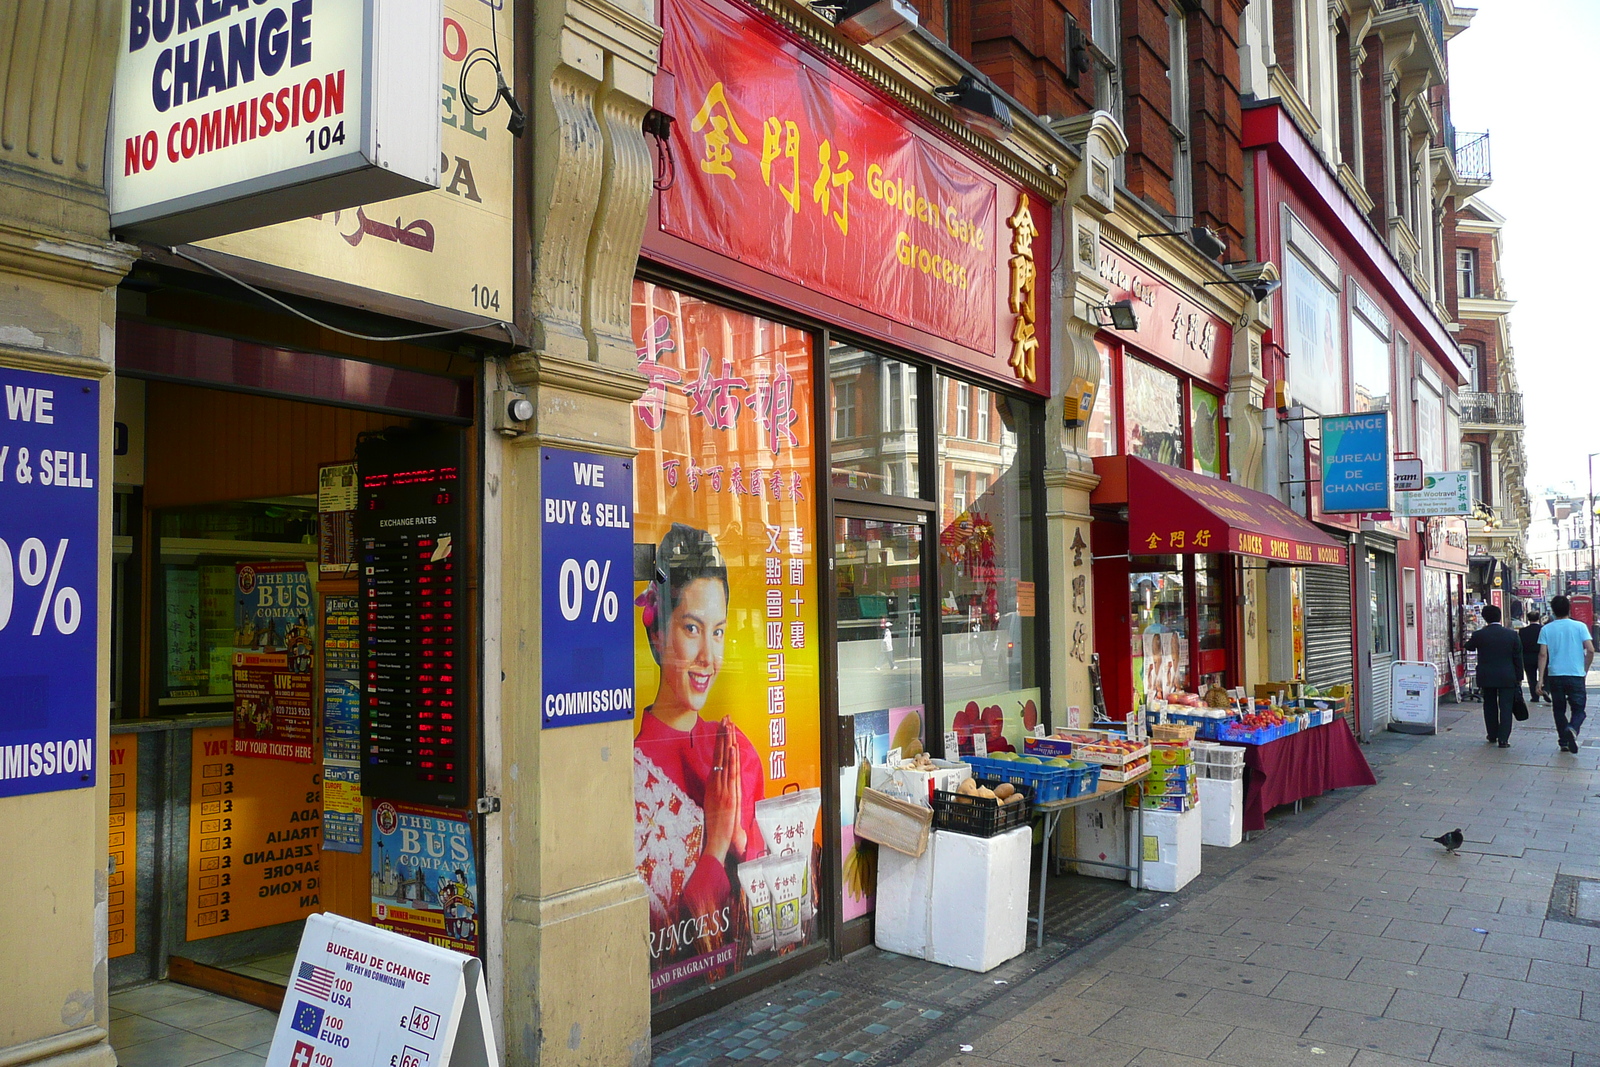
[828,342,919,497]
[937,376,1037,746]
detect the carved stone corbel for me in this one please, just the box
[517,0,663,384]
[1046,111,1127,474]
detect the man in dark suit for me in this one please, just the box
[1519,610,1544,702]
[1465,605,1524,747]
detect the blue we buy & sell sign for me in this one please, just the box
[540,447,634,727]
[0,368,99,797]
[1321,411,1392,514]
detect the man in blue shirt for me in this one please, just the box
[1537,595,1595,753]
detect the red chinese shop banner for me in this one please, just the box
[630,280,824,1008]
[659,0,1048,392]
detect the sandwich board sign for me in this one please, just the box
[1388,661,1439,736]
[264,912,498,1067]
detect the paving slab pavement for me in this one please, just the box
[653,695,1600,1066]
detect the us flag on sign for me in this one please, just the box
[294,961,335,1000]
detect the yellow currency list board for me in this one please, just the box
[108,733,137,958]
[187,727,323,940]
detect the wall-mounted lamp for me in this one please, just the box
[1137,223,1226,261]
[933,75,1013,140]
[1091,299,1139,331]
[833,0,919,45]
[492,390,534,437]
[1202,274,1282,303]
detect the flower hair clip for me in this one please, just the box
[635,584,660,630]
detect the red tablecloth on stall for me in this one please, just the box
[1239,720,1375,832]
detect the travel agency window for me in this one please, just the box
[1088,240,1239,714]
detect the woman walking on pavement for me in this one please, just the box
[1465,604,1523,747]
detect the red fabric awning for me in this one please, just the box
[1092,456,1348,567]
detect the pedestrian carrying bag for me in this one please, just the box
[1512,690,1529,722]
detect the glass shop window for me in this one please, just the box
[938,378,1039,750]
[154,499,318,708]
[830,343,920,497]
[1124,357,1184,467]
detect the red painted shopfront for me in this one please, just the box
[1244,102,1471,731]
[1081,240,1348,718]
[633,0,1056,1024]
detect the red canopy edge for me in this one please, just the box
[1091,456,1349,568]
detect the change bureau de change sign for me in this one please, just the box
[265,912,497,1067]
[110,0,443,243]
[1320,412,1391,514]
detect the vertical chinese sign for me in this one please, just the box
[631,281,823,1006]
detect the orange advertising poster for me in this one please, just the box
[630,280,823,1006]
[186,727,322,941]
[108,733,137,958]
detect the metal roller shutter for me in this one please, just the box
[1304,564,1356,734]
[1369,654,1394,731]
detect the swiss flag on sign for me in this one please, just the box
[290,1043,315,1067]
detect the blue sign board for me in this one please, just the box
[541,447,634,727]
[1321,411,1392,514]
[0,367,99,797]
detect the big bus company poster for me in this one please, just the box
[630,281,823,1005]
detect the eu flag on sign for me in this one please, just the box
[291,1001,325,1038]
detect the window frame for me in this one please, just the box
[1167,7,1193,223]
[1456,248,1477,299]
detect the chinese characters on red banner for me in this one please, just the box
[657,0,1049,392]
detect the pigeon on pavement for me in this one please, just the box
[1423,828,1464,854]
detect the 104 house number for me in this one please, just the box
[304,121,347,154]
[471,284,501,312]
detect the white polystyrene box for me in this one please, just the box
[871,761,972,806]
[1197,776,1243,848]
[1074,792,1131,882]
[1140,805,1202,892]
[874,838,935,959]
[928,827,1030,972]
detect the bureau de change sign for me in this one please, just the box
[264,912,497,1067]
[110,0,443,243]
[1320,412,1391,514]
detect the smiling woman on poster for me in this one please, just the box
[633,523,765,967]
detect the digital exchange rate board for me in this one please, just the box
[356,429,465,808]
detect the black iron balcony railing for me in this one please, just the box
[1452,130,1492,183]
[1461,390,1522,427]
[1394,0,1446,58]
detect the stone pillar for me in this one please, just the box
[1223,263,1275,693]
[1045,112,1127,724]
[0,3,133,1065]
[495,0,659,1060]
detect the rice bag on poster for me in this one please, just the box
[737,857,775,955]
[754,788,821,921]
[767,853,808,949]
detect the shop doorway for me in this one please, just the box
[832,506,934,952]
[108,319,479,1007]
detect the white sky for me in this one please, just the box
[1447,0,1600,502]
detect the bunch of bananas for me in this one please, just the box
[844,838,877,900]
